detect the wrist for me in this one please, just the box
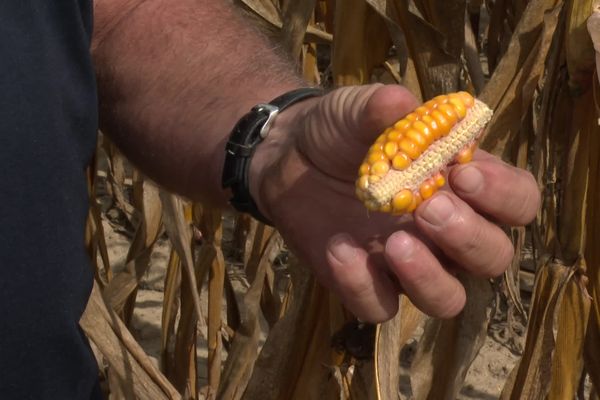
[248,96,321,223]
[221,87,322,224]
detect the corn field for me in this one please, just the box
[83,0,600,399]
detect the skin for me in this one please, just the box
[93,0,541,323]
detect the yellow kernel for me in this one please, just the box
[433,172,445,187]
[448,98,467,119]
[407,192,423,212]
[383,141,398,159]
[368,151,386,164]
[458,91,475,107]
[371,160,390,176]
[359,163,370,176]
[392,190,413,212]
[368,175,381,184]
[433,94,449,105]
[382,127,394,135]
[419,179,436,199]
[437,104,459,126]
[405,129,428,151]
[394,119,411,131]
[456,147,474,164]
[387,129,403,141]
[399,138,421,160]
[375,133,388,143]
[421,115,443,139]
[392,152,411,170]
[424,99,437,110]
[414,106,430,117]
[356,175,370,190]
[379,202,392,213]
[405,113,419,122]
[430,110,452,136]
[369,142,384,152]
[412,121,435,144]
[415,193,423,207]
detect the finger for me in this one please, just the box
[414,192,514,278]
[326,233,400,322]
[385,231,466,319]
[449,151,540,225]
[300,84,420,181]
[358,84,420,144]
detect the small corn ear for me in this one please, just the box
[356,92,493,215]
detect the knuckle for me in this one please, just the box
[511,170,540,225]
[447,215,484,259]
[434,288,466,319]
[447,216,513,277]
[496,235,515,275]
[524,176,541,221]
[484,231,514,277]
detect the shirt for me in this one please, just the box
[0,2,101,398]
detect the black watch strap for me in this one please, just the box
[222,87,323,225]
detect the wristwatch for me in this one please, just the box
[221,87,323,225]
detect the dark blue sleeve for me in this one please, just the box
[0,2,102,398]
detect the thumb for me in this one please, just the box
[298,84,420,181]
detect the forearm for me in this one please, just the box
[92,0,303,204]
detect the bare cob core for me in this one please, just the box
[355,92,493,214]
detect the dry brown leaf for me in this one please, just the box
[302,42,321,85]
[566,0,596,93]
[464,7,485,93]
[217,230,281,399]
[549,261,591,399]
[160,192,203,332]
[102,138,135,223]
[281,0,317,59]
[500,5,596,394]
[367,0,463,98]
[486,0,527,72]
[584,10,600,390]
[237,0,281,28]
[375,296,424,400]
[205,209,227,393]
[410,275,493,400]
[480,0,563,157]
[331,0,392,86]
[104,179,163,321]
[160,194,204,397]
[238,0,332,44]
[242,258,349,400]
[160,248,181,372]
[81,282,181,400]
[500,260,586,399]
[87,197,112,286]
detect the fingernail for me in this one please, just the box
[420,194,455,226]
[387,231,414,261]
[328,234,357,264]
[453,165,484,194]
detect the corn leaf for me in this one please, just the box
[81,282,181,400]
[410,275,493,400]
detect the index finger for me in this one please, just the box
[448,150,540,226]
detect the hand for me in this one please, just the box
[250,84,540,322]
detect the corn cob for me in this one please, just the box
[355,92,493,215]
